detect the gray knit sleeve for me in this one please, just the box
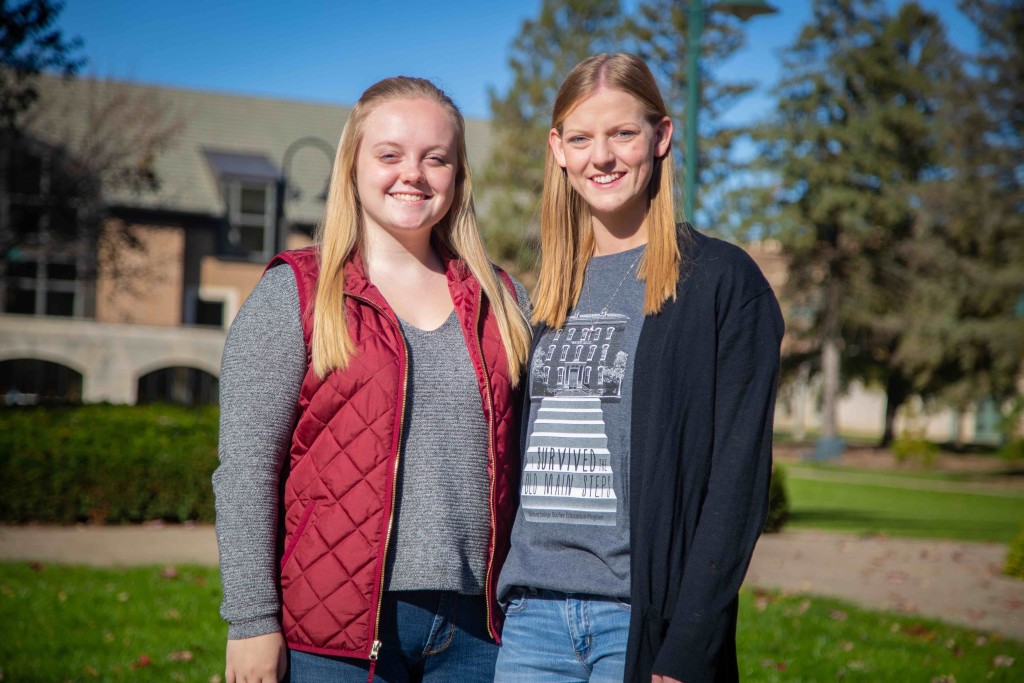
[509,274,532,322]
[212,264,305,640]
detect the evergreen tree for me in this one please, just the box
[892,0,1024,421]
[748,0,961,444]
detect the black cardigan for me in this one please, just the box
[523,227,784,682]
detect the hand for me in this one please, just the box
[652,676,683,683]
[225,631,288,683]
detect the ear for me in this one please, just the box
[549,128,567,169]
[654,116,673,158]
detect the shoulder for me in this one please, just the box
[681,227,773,306]
[490,264,532,320]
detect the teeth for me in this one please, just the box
[592,173,623,184]
[391,193,425,202]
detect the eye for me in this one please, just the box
[615,130,638,140]
[567,135,589,145]
[378,152,400,163]
[426,154,449,165]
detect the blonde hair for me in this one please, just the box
[312,76,531,383]
[533,53,689,329]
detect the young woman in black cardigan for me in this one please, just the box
[494,53,784,683]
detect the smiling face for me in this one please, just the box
[354,97,458,241]
[549,87,672,237]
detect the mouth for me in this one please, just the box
[389,192,430,203]
[590,172,625,186]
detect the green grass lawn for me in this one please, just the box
[784,465,1024,542]
[0,563,225,682]
[1,562,1021,682]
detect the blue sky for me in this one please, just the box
[64,1,977,121]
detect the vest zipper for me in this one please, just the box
[474,287,500,642]
[349,293,409,666]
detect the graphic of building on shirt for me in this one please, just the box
[522,312,628,526]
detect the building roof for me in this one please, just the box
[29,76,495,226]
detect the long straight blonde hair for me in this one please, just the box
[533,53,690,329]
[311,76,531,383]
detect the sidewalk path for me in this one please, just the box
[2,524,1022,641]
[745,529,1024,641]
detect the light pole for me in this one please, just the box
[684,0,777,225]
[275,136,335,253]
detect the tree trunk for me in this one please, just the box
[880,371,910,447]
[820,281,841,440]
[821,335,840,439]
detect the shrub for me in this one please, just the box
[763,465,790,533]
[1005,526,1024,579]
[998,439,1024,462]
[0,404,219,524]
[892,436,939,468]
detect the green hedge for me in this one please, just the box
[0,404,219,524]
[763,465,790,534]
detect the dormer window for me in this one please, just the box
[203,150,279,261]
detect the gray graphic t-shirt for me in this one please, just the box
[498,245,646,600]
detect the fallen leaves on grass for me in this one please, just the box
[761,659,788,671]
[993,654,1015,667]
[168,650,193,662]
[901,622,938,641]
[829,609,848,621]
[160,566,180,580]
[130,654,152,669]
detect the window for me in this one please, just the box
[587,345,597,361]
[204,150,280,261]
[3,146,89,317]
[195,298,225,327]
[560,345,570,361]
[226,181,275,259]
[0,359,83,405]
[137,366,219,405]
[547,344,556,361]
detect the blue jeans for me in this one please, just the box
[493,588,631,682]
[286,591,497,683]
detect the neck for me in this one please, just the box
[589,196,649,256]
[361,223,443,279]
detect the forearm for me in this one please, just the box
[213,265,305,638]
[653,289,783,680]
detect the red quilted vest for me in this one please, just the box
[267,246,520,663]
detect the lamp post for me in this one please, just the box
[275,136,335,253]
[683,0,777,225]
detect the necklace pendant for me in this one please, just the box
[600,307,609,316]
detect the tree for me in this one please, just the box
[890,0,1024,421]
[1,0,83,263]
[480,0,626,278]
[747,0,963,445]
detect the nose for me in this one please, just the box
[400,159,424,184]
[592,138,615,167]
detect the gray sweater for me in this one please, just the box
[213,264,529,639]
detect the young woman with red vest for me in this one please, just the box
[493,54,784,683]
[213,77,531,683]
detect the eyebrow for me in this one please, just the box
[368,140,453,152]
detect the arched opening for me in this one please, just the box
[0,358,83,405]
[137,366,219,405]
